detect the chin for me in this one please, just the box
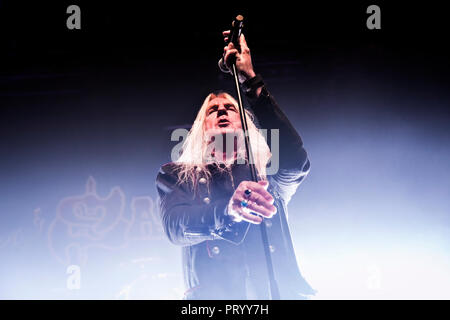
[216,126,238,134]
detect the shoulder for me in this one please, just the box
[155,162,183,192]
[159,162,182,176]
[156,162,199,195]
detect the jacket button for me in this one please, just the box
[212,246,220,255]
[265,220,272,228]
[203,197,211,204]
[269,245,275,253]
[199,177,207,184]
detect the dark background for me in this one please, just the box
[0,1,449,299]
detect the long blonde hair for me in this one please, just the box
[175,92,272,188]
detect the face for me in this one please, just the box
[204,96,241,134]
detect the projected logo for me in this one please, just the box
[47,176,164,267]
[0,228,24,249]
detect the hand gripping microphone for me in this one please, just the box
[218,15,244,73]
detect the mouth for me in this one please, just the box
[217,119,230,128]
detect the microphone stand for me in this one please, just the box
[230,59,280,300]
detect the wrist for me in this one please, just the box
[244,69,256,80]
[238,69,256,84]
[242,74,265,98]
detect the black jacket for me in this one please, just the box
[156,84,315,299]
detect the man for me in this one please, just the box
[156,31,315,299]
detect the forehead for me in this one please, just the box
[207,97,233,107]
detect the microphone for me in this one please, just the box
[218,15,244,73]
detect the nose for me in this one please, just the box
[217,104,228,117]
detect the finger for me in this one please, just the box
[231,194,276,218]
[240,209,263,224]
[224,49,238,61]
[240,34,249,51]
[232,204,262,224]
[224,49,239,66]
[239,183,273,204]
[258,180,269,190]
[222,30,230,36]
[244,200,276,218]
[248,192,277,213]
[224,42,234,52]
[234,190,274,212]
[240,181,274,202]
[242,213,263,224]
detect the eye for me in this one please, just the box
[208,106,218,115]
[225,104,237,111]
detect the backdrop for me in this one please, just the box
[0,1,449,299]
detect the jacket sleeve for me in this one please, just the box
[156,163,250,246]
[245,81,310,205]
